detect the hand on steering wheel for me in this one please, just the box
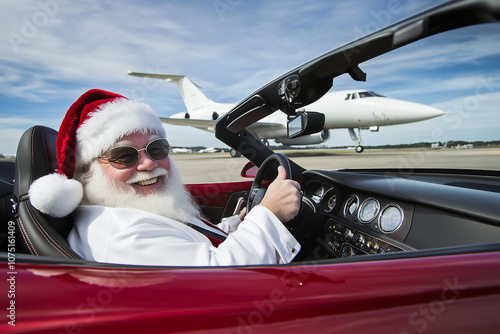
[246,153,301,223]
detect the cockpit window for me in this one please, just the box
[346,91,385,100]
[358,91,385,98]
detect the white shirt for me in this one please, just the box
[68,205,300,266]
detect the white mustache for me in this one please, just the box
[126,168,169,185]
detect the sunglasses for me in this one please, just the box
[100,138,170,169]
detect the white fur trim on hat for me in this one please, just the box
[75,98,166,165]
[29,173,84,218]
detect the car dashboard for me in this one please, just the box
[295,169,500,260]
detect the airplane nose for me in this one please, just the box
[396,101,445,123]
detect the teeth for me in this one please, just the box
[136,177,159,186]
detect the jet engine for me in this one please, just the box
[276,129,330,145]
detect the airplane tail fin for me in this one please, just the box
[128,72,211,114]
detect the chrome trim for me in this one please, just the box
[378,203,404,234]
[322,187,337,213]
[343,194,359,219]
[357,197,380,224]
[302,196,317,214]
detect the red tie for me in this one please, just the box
[200,219,227,234]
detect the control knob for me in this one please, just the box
[355,234,365,247]
[344,229,353,241]
[341,244,354,257]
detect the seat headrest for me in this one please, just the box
[13,126,81,259]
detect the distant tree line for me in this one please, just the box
[270,140,500,150]
[368,140,500,149]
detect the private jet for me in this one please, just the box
[171,147,193,154]
[128,72,444,157]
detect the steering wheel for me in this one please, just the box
[246,153,293,213]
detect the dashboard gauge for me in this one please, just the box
[323,188,337,212]
[343,195,359,218]
[378,204,404,233]
[310,184,324,204]
[358,198,380,224]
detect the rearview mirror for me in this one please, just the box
[287,112,325,139]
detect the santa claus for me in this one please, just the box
[28,89,301,266]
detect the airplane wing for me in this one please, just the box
[160,118,215,133]
[160,117,285,138]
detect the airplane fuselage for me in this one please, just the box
[171,90,444,132]
[304,90,444,129]
[128,72,444,153]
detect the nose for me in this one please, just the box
[136,150,158,170]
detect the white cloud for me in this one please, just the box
[0,128,27,156]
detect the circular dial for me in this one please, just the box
[323,188,337,212]
[341,244,354,257]
[379,204,404,233]
[358,198,380,224]
[310,184,324,204]
[343,195,359,218]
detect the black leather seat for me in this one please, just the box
[12,126,82,259]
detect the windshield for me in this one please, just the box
[274,24,500,175]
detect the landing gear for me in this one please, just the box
[262,139,269,146]
[230,149,241,158]
[349,128,365,153]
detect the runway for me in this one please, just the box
[170,148,500,184]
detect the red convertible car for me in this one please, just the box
[2,0,500,333]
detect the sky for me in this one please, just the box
[1,0,499,155]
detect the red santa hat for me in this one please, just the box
[29,89,166,217]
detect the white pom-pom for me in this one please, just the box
[29,173,83,218]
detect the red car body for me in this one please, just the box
[3,181,500,334]
[5,239,500,333]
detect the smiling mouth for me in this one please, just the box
[135,177,159,186]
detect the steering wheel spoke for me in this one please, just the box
[248,187,266,210]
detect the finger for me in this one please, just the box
[276,165,287,180]
[238,207,247,219]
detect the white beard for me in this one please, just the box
[78,160,200,223]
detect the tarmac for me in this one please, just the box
[171,147,500,183]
